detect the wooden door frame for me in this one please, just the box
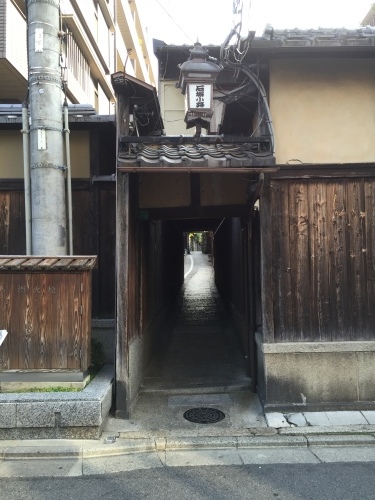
[115,172,140,418]
[243,215,258,391]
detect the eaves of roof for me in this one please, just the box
[255,27,375,51]
[117,142,275,171]
[156,27,375,63]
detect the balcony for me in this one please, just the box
[116,0,153,84]
[62,10,115,105]
[0,0,27,103]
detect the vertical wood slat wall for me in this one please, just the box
[214,217,249,352]
[0,185,115,318]
[0,191,26,255]
[265,177,375,343]
[0,189,90,255]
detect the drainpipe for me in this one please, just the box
[63,103,73,255]
[21,102,32,255]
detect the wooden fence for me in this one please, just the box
[0,257,96,370]
[266,178,375,342]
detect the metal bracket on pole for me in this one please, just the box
[30,163,66,171]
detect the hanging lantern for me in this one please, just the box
[177,42,222,131]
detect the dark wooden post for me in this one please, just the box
[260,176,274,342]
[116,172,130,418]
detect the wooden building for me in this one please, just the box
[113,28,375,416]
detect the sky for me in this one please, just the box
[137,0,374,46]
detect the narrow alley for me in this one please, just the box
[105,250,266,434]
[143,251,249,391]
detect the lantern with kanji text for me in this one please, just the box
[177,42,222,131]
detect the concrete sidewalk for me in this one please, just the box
[1,422,375,477]
[1,377,375,476]
[2,395,375,477]
[2,379,375,476]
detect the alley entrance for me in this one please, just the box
[141,250,250,393]
[111,245,265,432]
[116,172,262,418]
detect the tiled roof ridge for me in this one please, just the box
[272,26,375,37]
[140,142,259,159]
[263,26,375,47]
[160,26,375,49]
[117,142,275,168]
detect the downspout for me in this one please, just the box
[21,102,32,255]
[63,103,73,255]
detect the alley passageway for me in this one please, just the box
[142,251,250,392]
[106,250,265,432]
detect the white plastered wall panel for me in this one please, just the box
[159,81,186,135]
[270,58,375,164]
[0,130,90,179]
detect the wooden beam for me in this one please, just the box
[119,135,272,145]
[139,204,250,221]
[118,166,279,174]
[271,163,375,179]
[190,173,200,207]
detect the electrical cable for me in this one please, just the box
[123,50,132,76]
[153,0,195,44]
[220,24,275,154]
[214,218,226,236]
[134,110,150,127]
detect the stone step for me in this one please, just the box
[140,379,252,395]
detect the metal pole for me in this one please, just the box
[27,0,67,255]
[64,104,73,255]
[21,102,32,254]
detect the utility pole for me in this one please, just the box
[27,0,67,255]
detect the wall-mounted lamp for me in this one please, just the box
[177,42,222,135]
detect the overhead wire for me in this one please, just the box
[220,1,275,154]
[153,0,195,44]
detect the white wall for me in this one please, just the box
[270,58,375,164]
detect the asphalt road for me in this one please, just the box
[2,463,375,500]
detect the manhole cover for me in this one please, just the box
[183,407,225,424]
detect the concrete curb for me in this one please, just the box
[278,424,375,435]
[2,428,375,460]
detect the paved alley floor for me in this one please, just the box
[144,251,251,391]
